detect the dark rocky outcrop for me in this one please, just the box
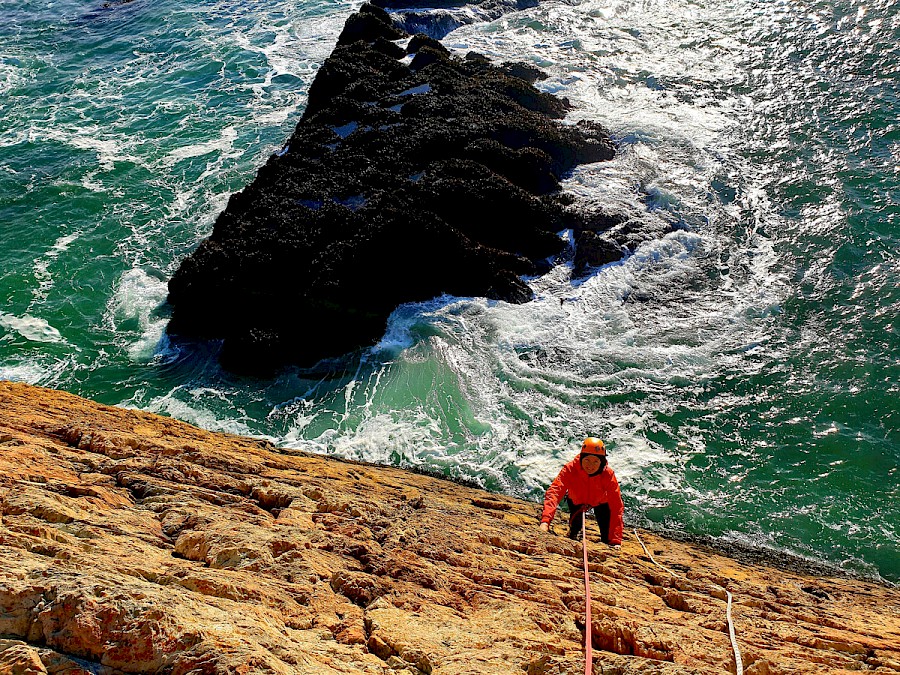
[166,4,618,374]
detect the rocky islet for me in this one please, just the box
[166,3,629,374]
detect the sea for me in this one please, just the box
[1,0,897,583]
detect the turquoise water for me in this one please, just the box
[1,0,897,582]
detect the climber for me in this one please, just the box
[539,437,624,549]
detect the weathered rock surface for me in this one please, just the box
[166,5,619,374]
[2,380,898,674]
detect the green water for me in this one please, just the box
[1,0,897,582]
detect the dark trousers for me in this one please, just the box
[566,497,612,543]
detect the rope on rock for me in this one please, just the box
[633,528,744,675]
[725,587,742,675]
[581,511,593,675]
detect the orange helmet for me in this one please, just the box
[581,437,606,456]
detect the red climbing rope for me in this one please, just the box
[581,510,593,675]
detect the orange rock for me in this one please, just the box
[0,642,45,675]
[0,381,898,674]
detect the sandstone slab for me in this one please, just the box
[1,381,898,674]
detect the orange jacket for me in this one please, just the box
[541,457,624,545]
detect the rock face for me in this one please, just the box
[166,4,618,374]
[2,380,899,675]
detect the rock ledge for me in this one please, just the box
[2,381,899,674]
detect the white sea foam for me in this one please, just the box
[31,232,81,303]
[139,387,264,437]
[80,170,109,193]
[0,360,54,385]
[231,9,347,82]
[34,126,141,171]
[164,126,239,166]
[107,268,169,360]
[370,295,455,356]
[224,6,347,131]
[0,312,64,343]
[290,410,451,468]
[0,60,24,97]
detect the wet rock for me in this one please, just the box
[462,140,559,194]
[337,5,406,46]
[573,230,625,276]
[500,61,546,85]
[407,33,448,55]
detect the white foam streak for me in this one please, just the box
[164,126,239,166]
[0,312,64,343]
[31,232,81,303]
[107,268,169,360]
[0,60,24,97]
[33,126,142,171]
[140,387,262,438]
